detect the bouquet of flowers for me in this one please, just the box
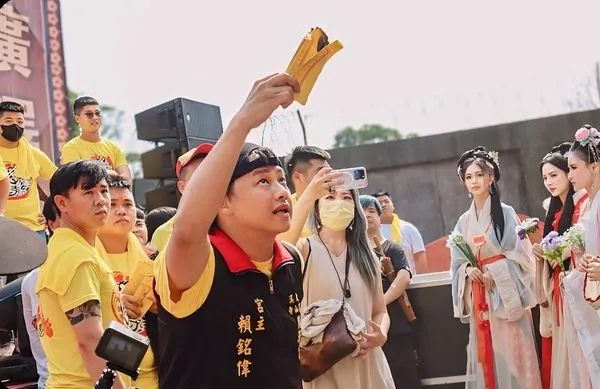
[515,217,541,240]
[541,231,566,271]
[561,223,585,252]
[446,231,478,268]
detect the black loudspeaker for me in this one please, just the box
[136,98,223,210]
[145,183,180,210]
[140,143,180,180]
[135,98,223,144]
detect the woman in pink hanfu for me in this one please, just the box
[561,125,600,388]
[450,147,541,389]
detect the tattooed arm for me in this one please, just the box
[67,300,125,389]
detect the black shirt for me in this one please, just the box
[376,240,413,336]
[155,230,303,389]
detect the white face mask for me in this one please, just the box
[319,199,355,231]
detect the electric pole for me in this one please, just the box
[296,109,308,146]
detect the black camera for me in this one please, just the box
[94,321,149,387]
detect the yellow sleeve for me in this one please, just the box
[32,148,58,180]
[58,262,102,313]
[154,244,215,319]
[149,226,169,252]
[110,141,128,169]
[60,141,80,165]
[0,155,7,180]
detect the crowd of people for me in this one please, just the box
[1,70,600,389]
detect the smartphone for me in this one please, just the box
[331,167,368,191]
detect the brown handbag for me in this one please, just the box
[299,238,357,382]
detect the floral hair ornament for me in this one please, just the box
[574,124,600,163]
[456,147,500,179]
[575,124,600,147]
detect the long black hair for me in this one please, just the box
[457,146,504,244]
[541,142,575,237]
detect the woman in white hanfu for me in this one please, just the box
[561,125,600,388]
[450,147,541,389]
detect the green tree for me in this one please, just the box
[333,124,409,148]
[67,89,124,141]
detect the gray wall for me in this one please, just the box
[328,109,600,243]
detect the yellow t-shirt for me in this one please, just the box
[1,141,57,231]
[36,228,126,389]
[148,217,174,252]
[290,192,311,238]
[60,136,127,171]
[0,154,7,180]
[154,241,274,319]
[101,235,158,389]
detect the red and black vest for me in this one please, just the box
[155,229,303,389]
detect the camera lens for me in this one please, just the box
[353,169,365,180]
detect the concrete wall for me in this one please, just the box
[328,109,600,243]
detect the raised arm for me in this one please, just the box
[277,167,342,245]
[166,73,299,293]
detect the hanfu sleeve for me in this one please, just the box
[484,205,537,321]
[450,215,473,323]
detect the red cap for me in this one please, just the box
[175,143,213,179]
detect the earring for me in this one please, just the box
[468,193,472,198]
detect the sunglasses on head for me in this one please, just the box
[82,110,102,119]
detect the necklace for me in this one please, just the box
[318,235,351,299]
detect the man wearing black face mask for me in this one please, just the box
[0,101,57,240]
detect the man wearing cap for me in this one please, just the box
[148,143,213,252]
[154,73,303,388]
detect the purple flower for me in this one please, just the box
[541,231,559,246]
[546,236,562,250]
[517,228,527,240]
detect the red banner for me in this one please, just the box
[0,0,69,162]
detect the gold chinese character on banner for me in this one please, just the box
[237,315,253,334]
[0,5,32,78]
[236,338,252,356]
[237,359,252,378]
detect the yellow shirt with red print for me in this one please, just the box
[0,140,56,231]
[60,136,127,171]
[99,233,158,389]
[36,228,127,389]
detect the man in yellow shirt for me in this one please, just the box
[0,101,57,237]
[154,73,304,388]
[61,96,132,181]
[36,160,127,389]
[148,143,213,252]
[97,175,158,389]
[284,145,331,238]
[0,154,8,216]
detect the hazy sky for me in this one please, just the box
[60,0,600,155]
